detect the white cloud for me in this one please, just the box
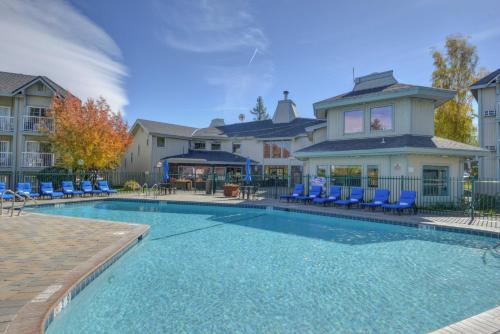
[205,61,275,120]
[0,0,128,112]
[470,26,500,43]
[157,0,268,53]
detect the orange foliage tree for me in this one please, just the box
[49,93,132,173]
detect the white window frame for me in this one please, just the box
[0,106,11,116]
[0,141,9,152]
[343,109,364,134]
[211,142,221,151]
[26,106,49,117]
[369,104,394,132]
[193,141,206,150]
[156,136,165,148]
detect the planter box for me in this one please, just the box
[223,184,240,197]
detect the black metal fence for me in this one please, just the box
[3,171,500,224]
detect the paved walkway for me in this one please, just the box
[0,211,148,334]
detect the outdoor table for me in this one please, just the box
[159,183,174,195]
[240,185,255,200]
[176,179,192,191]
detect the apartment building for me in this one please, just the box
[470,68,500,179]
[0,71,64,183]
[120,92,325,179]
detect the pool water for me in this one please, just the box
[34,200,500,334]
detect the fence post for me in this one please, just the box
[469,179,475,224]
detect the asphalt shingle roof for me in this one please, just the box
[137,119,197,138]
[296,135,485,153]
[215,118,325,138]
[164,150,257,164]
[315,83,415,105]
[470,68,500,88]
[0,71,66,95]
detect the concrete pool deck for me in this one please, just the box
[1,192,499,333]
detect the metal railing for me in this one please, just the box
[0,116,14,132]
[21,152,54,167]
[0,190,26,217]
[0,152,12,167]
[22,116,54,132]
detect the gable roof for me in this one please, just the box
[164,150,258,165]
[470,68,500,89]
[295,134,486,157]
[136,119,197,138]
[0,71,66,96]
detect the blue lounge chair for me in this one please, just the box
[382,190,417,214]
[81,180,102,196]
[335,187,364,208]
[279,184,304,202]
[40,182,64,199]
[62,181,84,197]
[313,185,342,205]
[16,183,40,198]
[360,189,390,211]
[297,185,323,204]
[0,182,13,201]
[97,180,117,195]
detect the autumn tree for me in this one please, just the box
[250,96,269,120]
[49,93,132,175]
[432,35,479,145]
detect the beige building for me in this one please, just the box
[294,70,486,200]
[0,71,65,185]
[120,92,325,180]
[471,68,500,179]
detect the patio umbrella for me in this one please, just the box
[244,158,252,184]
[162,160,169,182]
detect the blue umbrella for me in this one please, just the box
[162,160,169,182]
[244,158,252,183]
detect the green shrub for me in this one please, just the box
[123,180,141,191]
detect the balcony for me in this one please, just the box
[21,152,54,168]
[0,152,12,167]
[23,116,54,133]
[0,117,14,132]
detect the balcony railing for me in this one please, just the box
[23,116,54,132]
[0,117,14,132]
[21,152,54,168]
[0,152,12,167]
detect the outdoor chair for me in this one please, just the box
[97,180,117,195]
[360,189,390,211]
[279,184,304,202]
[62,181,84,197]
[313,185,342,206]
[382,190,417,214]
[16,183,40,198]
[40,182,64,199]
[297,185,323,204]
[0,182,14,201]
[335,187,364,208]
[81,180,102,197]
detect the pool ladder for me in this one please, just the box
[139,183,159,199]
[1,190,37,217]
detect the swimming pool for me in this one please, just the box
[34,199,500,334]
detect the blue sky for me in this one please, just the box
[1,0,500,127]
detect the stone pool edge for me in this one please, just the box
[4,214,149,334]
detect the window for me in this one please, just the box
[211,142,221,151]
[263,141,291,158]
[28,107,48,117]
[0,141,9,152]
[146,137,149,146]
[194,141,206,150]
[25,141,50,153]
[370,105,393,131]
[130,152,133,164]
[264,166,288,177]
[423,166,449,196]
[232,143,241,154]
[37,82,44,92]
[157,137,165,147]
[0,106,10,116]
[344,110,363,134]
[331,165,362,187]
[137,144,141,157]
[316,165,328,177]
[367,165,379,188]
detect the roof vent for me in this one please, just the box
[209,118,225,127]
[353,70,397,91]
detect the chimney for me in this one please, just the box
[283,90,289,100]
